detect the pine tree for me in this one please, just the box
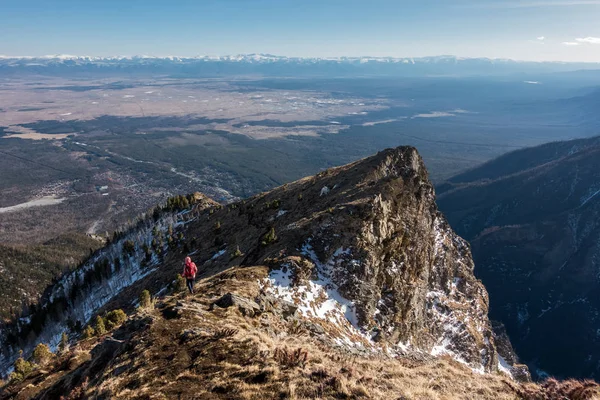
[105,309,127,330]
[94,315,106,336]
[175,274,186,292]
[58,332,69,355]
[10,351,33,382]
[261,227,277,246]
[82,325,95,339]
[32,343,53,366]
[231,245,244,259]
[139,290,152,309]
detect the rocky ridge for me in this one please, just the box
[0,146,534,396]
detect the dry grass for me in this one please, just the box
[4,266,600,400]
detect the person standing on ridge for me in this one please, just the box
[182,256,197,294]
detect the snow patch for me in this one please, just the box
[210,249,226,261]
[276,210,288,218]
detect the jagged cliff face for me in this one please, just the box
[252,147,496,371]
[177,146,501,372]
[0,146,508,378]
[437,136,600,379]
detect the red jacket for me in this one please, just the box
[183,258,197,279]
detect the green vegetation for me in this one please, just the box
[139,290,152,309]
[164,194,195,212]
[261,227,278,246]
[264,199,281,210]
[82,325,95,339]
[32,343,53,366]
[175,275,187,292]
[230,246,244,260]
[105,309,127,330]
[0,234,101,319]
[94,315,106,336]
[82,309,128,339]
[58,332,69,355]
[9,352,34,382]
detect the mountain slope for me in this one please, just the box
[7,267,599,399]
[0,146,544,397]
[437,136,600,379]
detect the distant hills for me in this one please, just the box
[437,135,600,379]
[2,54,600,77]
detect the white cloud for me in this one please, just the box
[477,0,600,7]
[576,37,600,44]
[537,36,546,41]
[563,41,581,46]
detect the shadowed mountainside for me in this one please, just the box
[437,135,600,379]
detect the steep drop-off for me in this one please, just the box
[438,136,600,379]
[0,146,539,398]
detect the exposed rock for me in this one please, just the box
[252,147,500,372]
[256,294,299,319]
[212,293,261,317]
[492,321,519,366]
[511,364,533,383]
[0,145,516,380]
[179,328,209,342]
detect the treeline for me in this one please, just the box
[0,192,214,364]
[0,234,102,321]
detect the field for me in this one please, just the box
[1,72,598,315]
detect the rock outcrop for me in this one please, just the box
[0,146,519,380]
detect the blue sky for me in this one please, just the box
[1,0,599,61]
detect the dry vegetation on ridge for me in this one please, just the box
[2,266,599,400]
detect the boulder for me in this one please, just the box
[213,293,260,317]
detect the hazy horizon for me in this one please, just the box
[1,52,600,64]
[2,0,600,63]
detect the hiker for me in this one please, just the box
[182,256,197,294]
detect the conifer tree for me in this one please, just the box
[94,315,106,336]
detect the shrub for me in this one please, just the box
[33,343,53,366]
[139,290,152,309]
[510,377,600,400]
[212,328,239,340]
[273,347,308,368]
[175,274,187,292]
[261,227,277,246]
[58,332,69,355]
[142,244,152,263]
[9,352,34,382]
[230,246,244,260]
[105,309,127,330]
[82,325,95,339]
[94,315,106,336]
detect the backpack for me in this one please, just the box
[185,262,197,278]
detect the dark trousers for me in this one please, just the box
[186,278,195,294]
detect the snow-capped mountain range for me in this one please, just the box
[1,54,598,76]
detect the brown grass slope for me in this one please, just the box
[3,267,599,400]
